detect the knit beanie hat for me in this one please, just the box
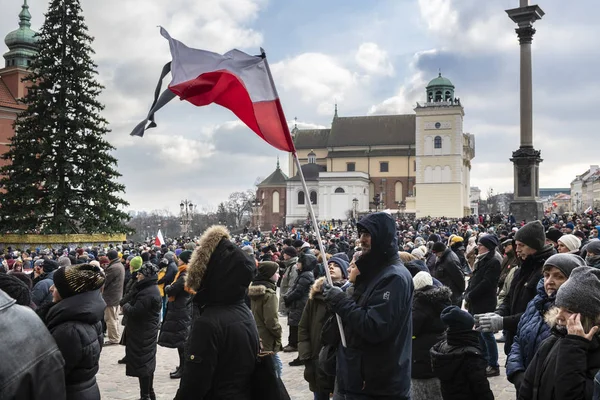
[432,242,447,254]
[241,245,254,256]
[479,234,499,251]
[283,246,298,258]
[333,252,350,263]
[256,261,279,281]
[556,266,600,319]
[411,248,425,260]
[450,236,464,245]
[418,245,428,256]
[179,250,193,264]
[514,220,546,251]
[42,259,59,273]
[53,264,106,299]
[566,222,575,231]
[0,273,31,306]
[139,262,159,278]
[175,248,183,257]
[413,271,433,291]
[587,240,600,256]
[440,305,474,333]
[58,256,71,268]
[292,240,305,248]
[558,234,581,252]
[543,253,586,278]
[129,256,143,272]
[329,256,349,279]
[98,256,110,266]
[546,227,563,244]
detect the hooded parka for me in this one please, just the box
[158,264,193,348]
[283,253,316,327]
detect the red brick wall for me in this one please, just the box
[256,186,287,229]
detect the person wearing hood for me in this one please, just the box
[283,252,316,358]
[411,271,451,400]
[122,261,162,400]
[519,266,600,400]
[586,240,600,269]
[156,251,178,321]
[31,259,59,308]
[158,250,195,380]
[248,261,283,376]
[175,226,258,400]
[463,234,502,377]
[297,256,349,398]
[320,212,413,399]
[477,220,557,354]
[278,246,299,316]
[43,264,106,400]
[430,306,494,400]
[450,236,471,276]
[117,255,144,365]
[506,253,586,394]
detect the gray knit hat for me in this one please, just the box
[514,220,546,251]
[556,266,600,319]
[587,240,600,256]
[543,254,586,279]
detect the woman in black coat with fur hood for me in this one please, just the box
[411,271,451,400]
[122,262,162,400]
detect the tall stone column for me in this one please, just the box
[506,2,545,222]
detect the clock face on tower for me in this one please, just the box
[424,121,452,130]
[435,122,441,129]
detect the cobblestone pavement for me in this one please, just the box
[98,316,515,400]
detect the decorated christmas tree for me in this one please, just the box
[0,0,130,234]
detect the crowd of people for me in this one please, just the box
[2,211,600,399]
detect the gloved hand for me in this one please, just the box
[473,312,496,326]
[322,282,345,304]
[477,313,504,332]
[164,285,172,294]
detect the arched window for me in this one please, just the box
[310,191,317,205]
[395,181,403,202]
[334,187,345,193]
[424,166,433,183]
[445,91,451,101]
[298,191,305,205]
[434,136,442,149]
[272,191,280,213]
[435,91,442,102]
[442,166,451,182]
[433,166,442,182]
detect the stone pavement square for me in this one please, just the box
[97,316,516,400]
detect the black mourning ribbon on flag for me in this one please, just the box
[130,62,176,137]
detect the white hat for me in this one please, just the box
[413,271,433,291]
[558,234,581,252]
[411,248,425,260]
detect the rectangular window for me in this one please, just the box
[347,162,356,172]
[380,162,389,173]
[413,160,416,171]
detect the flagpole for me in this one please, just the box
[293,152,347,347]
[260,49,346,347]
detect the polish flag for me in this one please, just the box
[131,27,296,153]
[155,229,165,247]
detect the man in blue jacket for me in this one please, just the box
[323,212,413,399]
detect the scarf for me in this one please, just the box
[168,264,196,302]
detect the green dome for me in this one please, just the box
[427,73,454,88]
[4,0,38,68]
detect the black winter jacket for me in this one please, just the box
[283,268,315,326]
[430,330,494,400]
[497,245,555,354]
[158,266,193,348]
[464,250,501,315]
[45,290,105,400]
[176,226,259,400]
[519,327,600,400]
[411,285,452,379]
[327,212,413,399]
[122,277,162,378]
[432,248,465,306]
[0,289,67,400]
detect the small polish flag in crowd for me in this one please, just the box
[585,206,593,214]
[131,27,296,154]
[155,229,165,247]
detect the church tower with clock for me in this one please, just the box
[414,74,475,217]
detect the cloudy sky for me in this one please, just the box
[2,0,598,213]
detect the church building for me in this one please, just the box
[256,74,476,226]
[0,1,37,169]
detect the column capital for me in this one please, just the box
[516,26,536,44]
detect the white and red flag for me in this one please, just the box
[131,27,295,153]
[154,229,165,247]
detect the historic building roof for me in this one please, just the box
[288,162,327,182]
[258,158,288,187]
[4,0,38,68]
[293,114,415,149]
[0,77,25,109]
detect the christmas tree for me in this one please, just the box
[0,0,130,234]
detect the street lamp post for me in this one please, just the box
[251,199,262,232]
[352,197,359,220]
[395,200,406,219]
[180,199,195,237]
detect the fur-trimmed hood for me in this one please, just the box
[248,284,270,298]
[186,225,255,306]
[310,277,326,299]
[414,285,452,305]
